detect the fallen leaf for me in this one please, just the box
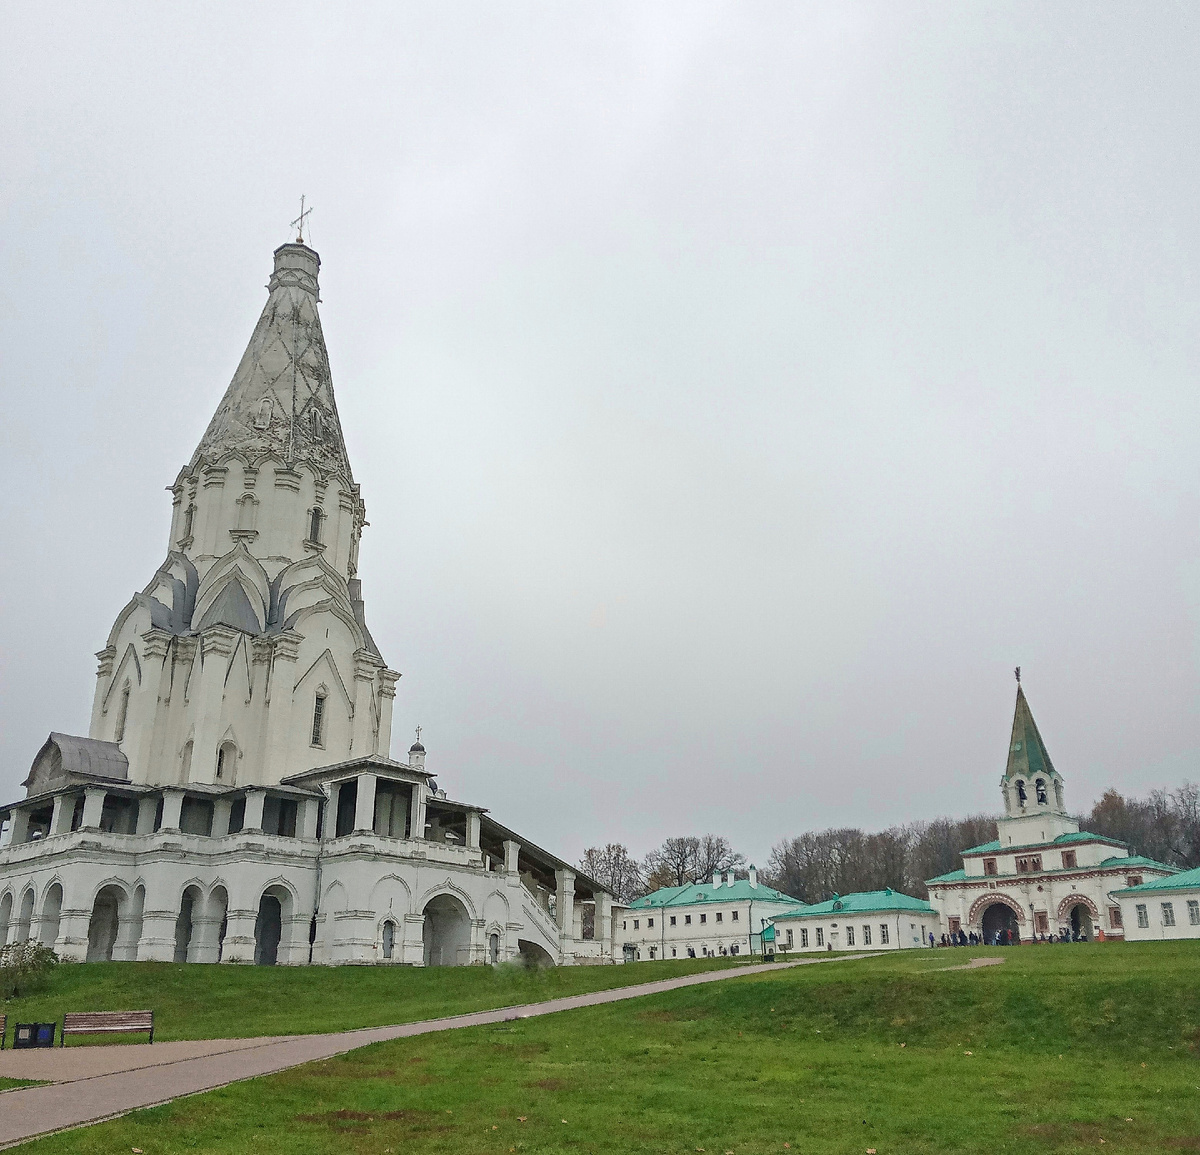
[1126,1118,1133,1123]
[900,1042,906,1048]
[562,1119,568,1124]
[133,1150,144,1154]
[518,1116,527,1123]
[492,1125,499,1130]
[868,1150,877,1154]
[964,1051,973,1056]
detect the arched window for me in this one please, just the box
[255,397,272,429]
[216,741,237,785]
[311,693,326,747]
[114,684,131,743]
[1035,779,1048,805]
[180,740,194,783]
[489,932,500,964]
[310,408,324,437]
[308,507,324,544]
[236,494,258,531]
[181,503,196,541]
[382,920,395,959]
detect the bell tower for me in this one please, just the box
[86,239,400,789]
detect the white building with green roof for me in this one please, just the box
[768,889,938,952]
[615,867,801,962]
[926,682,1177,943]
[1111,866,1200,941]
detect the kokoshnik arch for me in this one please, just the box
[0,239,614,967]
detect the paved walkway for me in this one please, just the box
[0,954,876,1148]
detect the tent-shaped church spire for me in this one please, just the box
[1004,680,1057,782]
[188,239,354,483]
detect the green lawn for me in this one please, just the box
[1,955,743,1043]
[16,942,1200,1154]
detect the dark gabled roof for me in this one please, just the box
[23,732,129,788]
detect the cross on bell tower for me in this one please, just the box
[291,196,313,245]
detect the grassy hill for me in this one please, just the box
[18,942,1200,1154]
[1,955,742,1043]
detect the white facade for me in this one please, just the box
[1113,867,1200,942]
[769,892,938,953]
[0,241,613,967]
[927,685,1176,942]
[614,869,800,961]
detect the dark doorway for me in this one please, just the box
[1069,904,1094,939]
[980,903,1019,945]
[335,780,357,838]
[254,894,282,965]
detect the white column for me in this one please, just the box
[5,808,29,846]
[354,773,377,833]
[50,793,74,836]
[410,783,428,841]
[466,810,481,849]
[596,892,613,956]
[555,868,575,951]
[243,789,266,832]
[81,787,107,830]
[377,670,399,756]
[263,633,301,782]
[504,839,521,874]
[136,794,159,834]
[159,788,185,832]
[300,796,320,840]
[212,798,233,838]
[351,654,379,755]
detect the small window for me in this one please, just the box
[983,858,998,876]
[685,914,692,925]
[215,741,237,785]
[731,910,739,922]
[715,912,723,923]
[1136,904,1149,929]
[633,919,639,929]
[256,397,272,428]
[700,913,707,924]
[1061,850,1077,869]
[1127,875,1143,887]
[671,947,677,957]
[1109,906,1123,928]
[669,915,677,926]
[879,923,889,945]
[1188,900,1200,927]
[785,928,793,947]
[1162,902,1176,927]
[113,684,131,743]
[647,918,654,928]
[181,503,195,540]
[816,927,824,947]
[622,920,627,930]
[382,920,395,959]
[846,926,855,947]
[311,694,326,747]
[649,947,656,959]
[308,506,324,544]
[862,925,871,945]
[800,928,809,947]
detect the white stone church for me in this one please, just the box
[927,682,1176,942]
[0,239,614,967]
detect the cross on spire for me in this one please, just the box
[291,196,312,244]
[414,724,422,742]
[1014,665,1021,684]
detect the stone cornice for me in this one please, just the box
[929,863,1172,892]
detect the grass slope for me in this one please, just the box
[1,956,741,1043]
[18,943,1200,1154]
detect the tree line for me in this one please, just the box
[578,781,1200,906]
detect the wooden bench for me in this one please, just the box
[61,1010,154,1045]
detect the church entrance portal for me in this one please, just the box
[422,894,470,966]
[255,893,282,965]
[980,902,1020,945]
[1069,904,1094,939]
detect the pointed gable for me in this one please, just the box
[195,580,263,635]
[1005,685,1056,781]
[189,243,353,482]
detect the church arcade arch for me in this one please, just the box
[86,883,128,961]
[0,891,12,946]
[421,892,472,967]
[39,883,63,947]
[16,887,35,942]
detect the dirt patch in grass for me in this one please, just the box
[493,1041,550,1058]
[529,1077,573,1091]
[296,1107,446,1126]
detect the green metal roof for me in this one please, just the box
[771,888,935,921]
[1004,685,1058,782]
[962,830,1127,856]
[926,868,966,883]
[627,878,800,910]
[1111,863,1197,896]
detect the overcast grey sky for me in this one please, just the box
[3,4,1199,868]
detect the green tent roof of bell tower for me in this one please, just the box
[1004,684,1057,781]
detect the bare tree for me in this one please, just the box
[694,834,746,882]
[578,843,643,904]
[642,834,746,890]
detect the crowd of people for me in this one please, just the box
[935,927,1093,947]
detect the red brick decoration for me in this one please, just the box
[968,892,1026,924]
[1056,893,1098,920]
